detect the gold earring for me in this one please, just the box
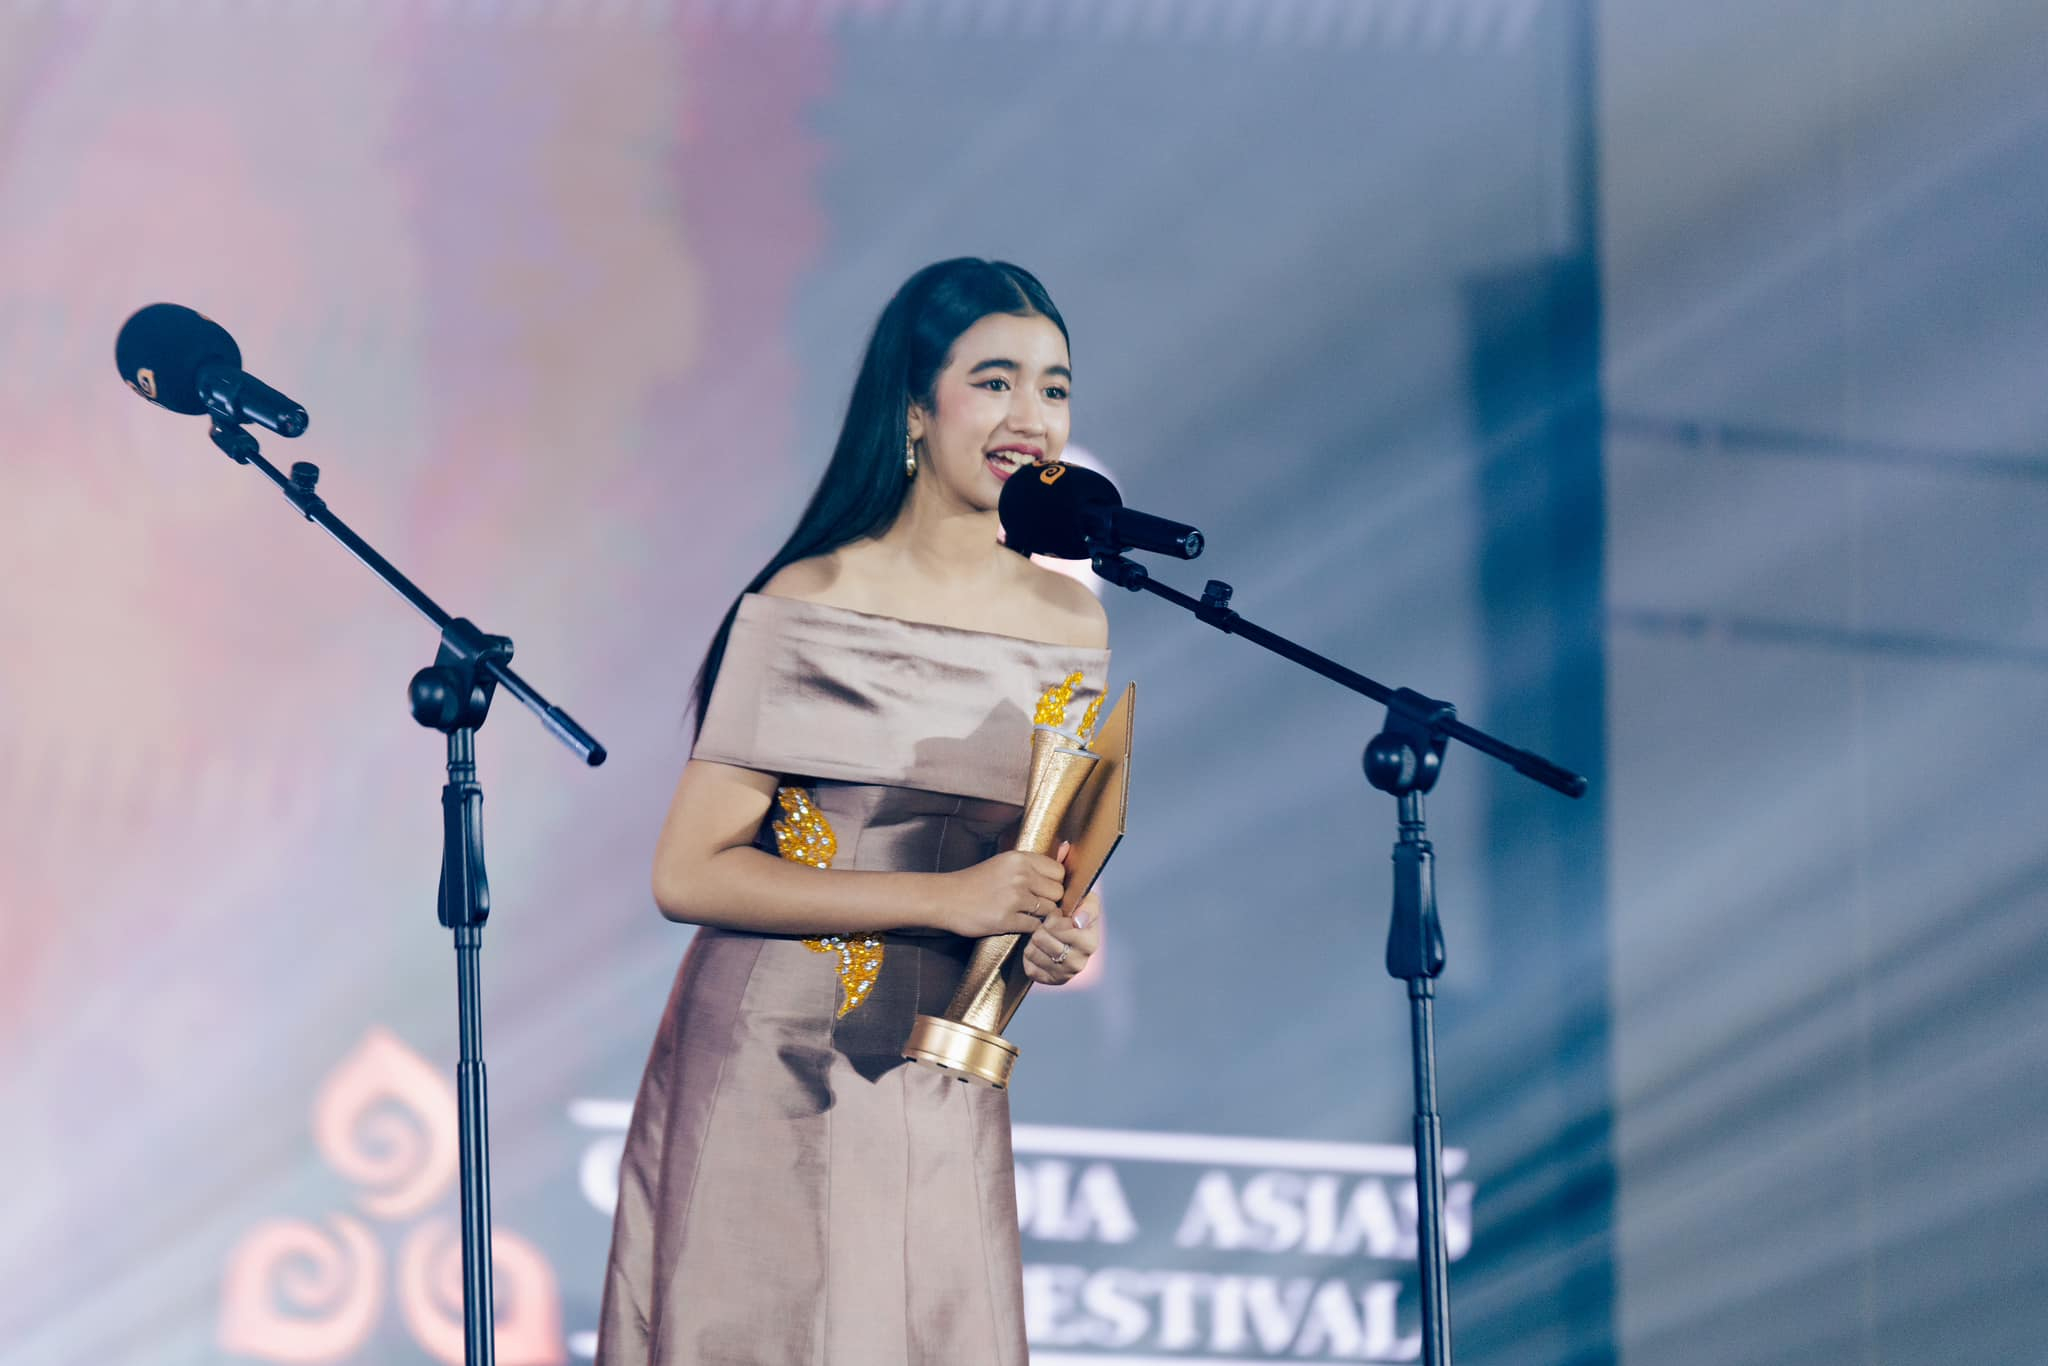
[904,432,918,478]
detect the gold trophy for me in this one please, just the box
[903,676,1135,1089]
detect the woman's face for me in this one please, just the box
[908,310,1071,513]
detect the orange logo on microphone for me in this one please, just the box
[1039,464,1066,485]
[135,367,158,400]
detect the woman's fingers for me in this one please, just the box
[1023,852,1066,880]
[1031,869,1068,902]
[1016,878,1065,919]
[1008,853,1065,910]
[1022,946,1071,983]
[1022,943,1086,984]
[1020,915,1098,984]
[1041,914,1098,952]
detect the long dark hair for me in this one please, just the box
[688,258,1069,735]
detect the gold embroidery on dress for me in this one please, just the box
[772,786,881,1018]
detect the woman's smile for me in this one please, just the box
[984,443,1044,483]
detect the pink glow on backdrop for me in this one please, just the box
[219,1029,566,1365]
[0,8,843,1361]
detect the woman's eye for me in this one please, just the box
[978,377,1010,392]
[1045,386,1069,401]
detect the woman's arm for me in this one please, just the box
[652,758,1063,939]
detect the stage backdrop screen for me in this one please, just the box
[0,4,1609,1364]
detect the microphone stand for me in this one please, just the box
[1089,550,1584,1366]
[209,419,606,1366]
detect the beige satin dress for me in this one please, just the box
[597,592,1110,1366]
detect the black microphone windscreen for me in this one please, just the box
[999,461,1120,558]
[116,304,240,416]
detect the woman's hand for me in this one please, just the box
[1022,889,1100,985]
[1022,843,1101,986]
[938,849,1067,939]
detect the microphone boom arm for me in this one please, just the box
[208,419,605,766]
[1085,550,1582,796]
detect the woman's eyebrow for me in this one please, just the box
[966,357,1072,381]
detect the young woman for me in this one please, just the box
[597,259,1110,1366]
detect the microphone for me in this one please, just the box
[116,304,309,438]
[1000,461,1205,560]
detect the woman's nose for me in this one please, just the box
[1006,390,1048,433]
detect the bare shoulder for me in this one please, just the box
[1019,559,1110,649]
[758,553,846,604]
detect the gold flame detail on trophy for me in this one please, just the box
[1036,671,1105,741]
[773,787,883,1018]
[901,671,1105,1089]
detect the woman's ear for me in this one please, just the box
[906,405,927,445]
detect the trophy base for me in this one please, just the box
[902,1014,1018,1090]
